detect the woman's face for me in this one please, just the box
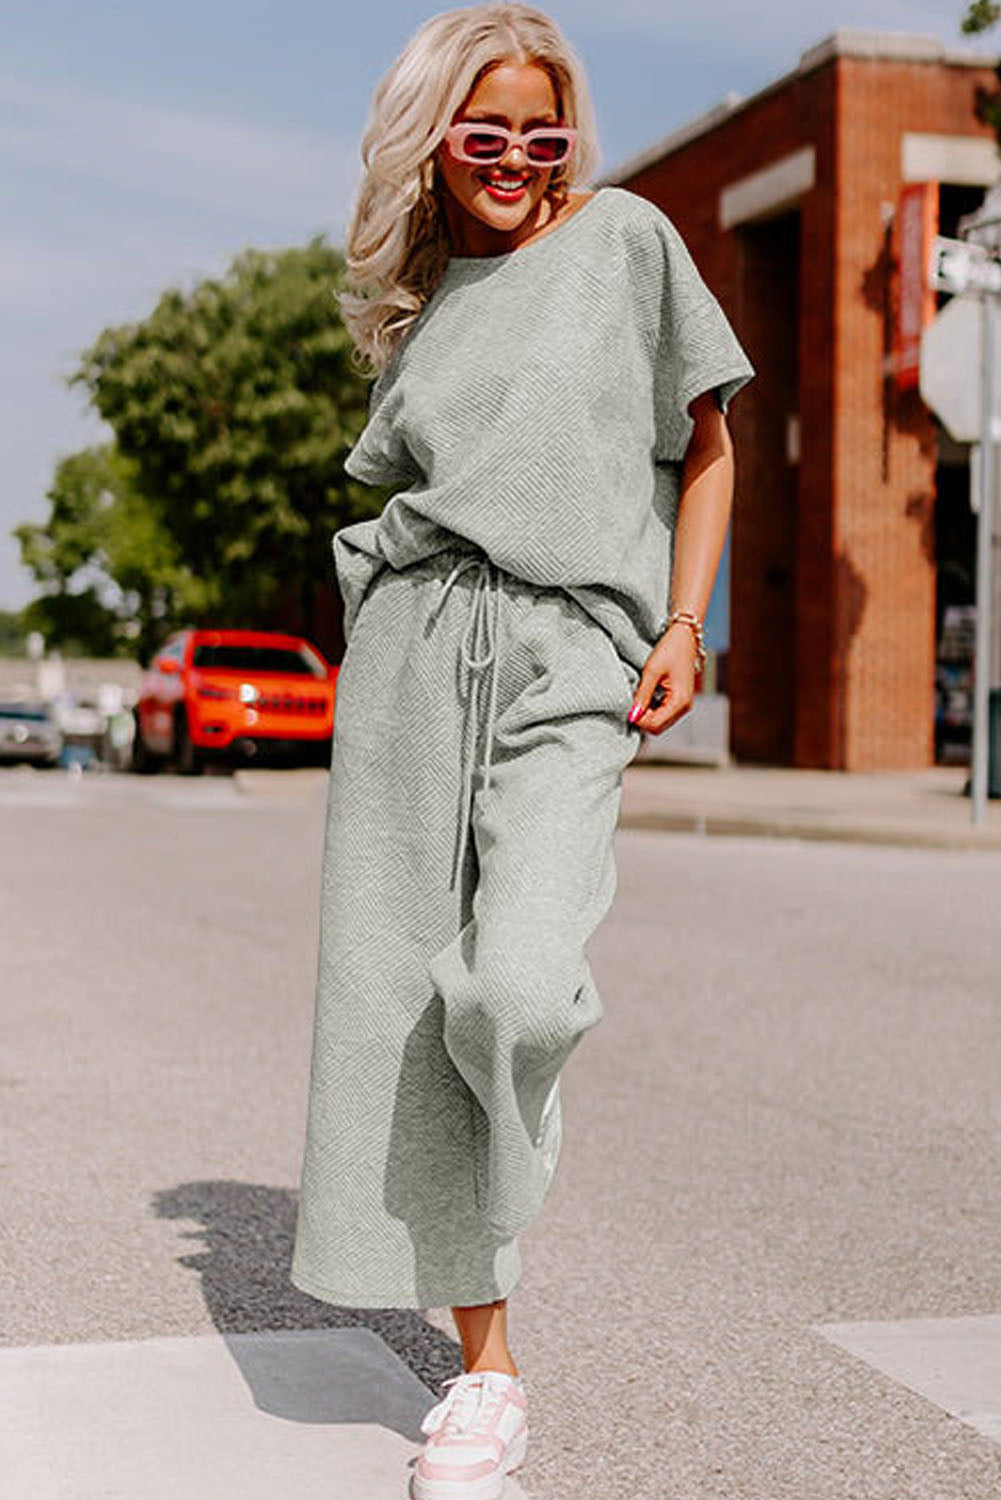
[435,60,562,252]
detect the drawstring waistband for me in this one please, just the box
[428,552,502,888]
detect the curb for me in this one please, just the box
[618,808,1001,852]
[228,764,1001,852]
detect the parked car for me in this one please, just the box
[49,692,107,771]
[0,701,63,768]
[934,659,972,762]
[132,628,338,774]
[935,604,975,763]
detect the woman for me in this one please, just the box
[291,5,755,1496]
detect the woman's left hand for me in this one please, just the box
[627,625,698,735]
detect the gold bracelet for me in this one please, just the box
[665,608,707,671]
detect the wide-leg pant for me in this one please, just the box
[290,544,643,1309]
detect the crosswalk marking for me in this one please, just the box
[815,1314,1001,1448]
[0,1328,529,1499]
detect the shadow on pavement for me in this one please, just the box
[153,1181,463,1434]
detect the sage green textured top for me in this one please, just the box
[335,184,755,671]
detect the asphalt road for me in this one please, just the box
[2,765,1000,1499]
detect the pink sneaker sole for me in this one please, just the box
[411,1424,527,1500]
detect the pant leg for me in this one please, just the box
[427,582,642,1240]
[290,554,524,1310]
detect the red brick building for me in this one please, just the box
[602,30,999,769]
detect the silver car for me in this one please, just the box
[0,702,63,767]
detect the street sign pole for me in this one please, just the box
[972,291,997,824]
[926,232,1001,824]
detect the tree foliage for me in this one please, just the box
[57,235,379,649]
[963,1,1001,143]
[0,609,28,657]
[15,444,211,660]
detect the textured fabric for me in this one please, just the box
[290,545,642,1309]
[335,184,756,674]
[291,188,756,1310]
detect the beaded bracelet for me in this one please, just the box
[665,608,707,672]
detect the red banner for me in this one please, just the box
[895,181,938,390]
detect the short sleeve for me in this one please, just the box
[631,203,756,463]
[343,362,423,488]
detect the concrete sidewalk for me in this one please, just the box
[0,1330,529,1500]
[232,759,1001,851]
[619,760,1001,851]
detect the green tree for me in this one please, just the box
[963,2,1001,143]
[15,444,209,661]
[69,236,377,642]
[0,609,27,656]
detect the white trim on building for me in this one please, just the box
[598,31,998,186]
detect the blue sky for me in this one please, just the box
[1,0,983,643]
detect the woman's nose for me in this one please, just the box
[501,143,529,169]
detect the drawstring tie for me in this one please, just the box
[428,553,502,888]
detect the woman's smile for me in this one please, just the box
[478,171,532,202]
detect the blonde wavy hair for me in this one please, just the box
[338,2,601,376]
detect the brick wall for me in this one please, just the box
[616,43,997,767]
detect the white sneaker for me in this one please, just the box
[412,1369,528,1500]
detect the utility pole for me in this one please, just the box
[926,192,1001,824]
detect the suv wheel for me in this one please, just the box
[173,709,203,776]
[130,712,159,775]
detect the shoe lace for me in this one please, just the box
[420,1371,511,1438]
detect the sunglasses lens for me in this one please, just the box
[526,132,572,164]
[461,130,510,160]
[450,125,574,164]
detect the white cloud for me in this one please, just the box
[0,75,363,607]
[564,0,975,50]
[0,74,360,222]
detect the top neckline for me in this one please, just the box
[443,186,608,272]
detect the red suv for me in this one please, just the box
[133,627,338,773]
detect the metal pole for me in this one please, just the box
[994,439,1001,690]
[972,289,996,824]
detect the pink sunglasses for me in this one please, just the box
[442,121,578,168]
